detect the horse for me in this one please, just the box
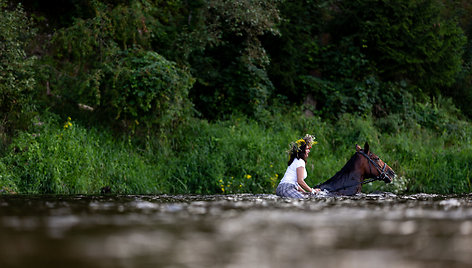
[314,142,396,195]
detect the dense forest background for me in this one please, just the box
[1,0,472,195]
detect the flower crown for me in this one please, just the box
[289,134,317,154]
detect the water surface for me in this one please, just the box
[1,193,471,268]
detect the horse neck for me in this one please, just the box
[326,153,364,183]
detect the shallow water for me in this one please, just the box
[1,193,472,268]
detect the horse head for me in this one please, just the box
[316,142,396,195]
[356,142,396,184]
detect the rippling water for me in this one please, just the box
[1,193,471,268]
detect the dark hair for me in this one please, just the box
[286,134,316,166]
[287,142,308,166]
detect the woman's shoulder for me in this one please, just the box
[292,158,306,167]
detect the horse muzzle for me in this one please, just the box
[383,169,396,183]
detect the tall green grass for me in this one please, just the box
[1,101,471,195]
[0,114,163,194]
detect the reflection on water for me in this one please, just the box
[1,193,472,268]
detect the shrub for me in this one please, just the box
[101,49,195,132]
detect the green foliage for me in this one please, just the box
[329,0,466,94]
[202,0,281,66]
[32,0,470,121]
[371,125,472,194]
[37,0,282,121]
[268,0,466,118]
[0,161,16,194]
[299,74,414,119]
[39,2,194,132]
[2,101,471,195]
[2,0,472,196]
[188,0,282,118]
[264,0,326,98]
[40,1,119,109]
[109,1,155,50]
[192,62,275,118]
[447,0,472,118]
[164,116,295,194]
[0,1,37,137]
[101,49,194,131]
[1,115,163,194]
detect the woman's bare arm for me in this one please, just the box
[296,167,321,194]
[296,167,313,192]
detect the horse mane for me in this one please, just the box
[333,153,359,177]
[317,152,363,194]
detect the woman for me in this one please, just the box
[276,134,321,198]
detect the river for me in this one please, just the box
[0,193,471,268]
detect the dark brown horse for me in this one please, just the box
[315,142,396,195]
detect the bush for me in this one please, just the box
[101,49,195,132]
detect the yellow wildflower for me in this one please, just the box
[296,139,306,147]
[245,174,252,179]
[63,117,73,130]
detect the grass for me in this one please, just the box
[1,102,471,195]
[0,114,163,194]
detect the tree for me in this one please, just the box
[263,0,327,100]
[443,0,472,117]
[329,0,466,95]
[0,1,37,137]
[40,1,194,132]
[187,0,282,118]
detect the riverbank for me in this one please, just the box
[1,103,471,195]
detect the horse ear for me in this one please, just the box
[355,144,362,152]
[364,142,370,153]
